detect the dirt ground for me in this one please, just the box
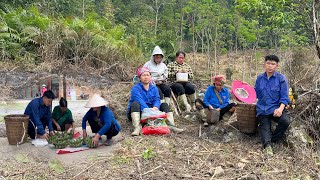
[0,70,319,179]
[0,107,319,179]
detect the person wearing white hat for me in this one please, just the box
[127,67,183,136]
[143,46,172,105]
[82,94,121,146]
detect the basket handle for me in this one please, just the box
[17,121,26,145]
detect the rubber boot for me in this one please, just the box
[131,112,141,136]
[164,97,171,106]
[187,93,196,111]
[180,94,191,112]
[166,112,184,133]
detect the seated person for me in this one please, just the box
[82,94,121,146]
[52,97,74,133]
[24,90,55,139]
[195,75,235,126]
[128,67,183,136]
[143,46,172,105]
[167,51,196,112]
[255,55,291,156]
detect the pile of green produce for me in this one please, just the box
[47,132,97,149]
[83,136,97,148]
[69,138,83,148]
[48,132,76,149]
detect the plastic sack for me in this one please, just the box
[142,126,170,135]
[142,118,170,135]
[31,139,48,147]
[141,108,167,123]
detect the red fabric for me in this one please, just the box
[56,147,89,154]
[142,126,170,135]
[137,67,151,77]
[231,80,257,104]
[73,132,81,139]
[212,75,225,85]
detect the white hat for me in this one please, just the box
[42,84,46,87]
[85,94,108,108]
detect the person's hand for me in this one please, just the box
[229,107,236,113]
[83,130,87,138]
[92,134,100,147]
[273,107,283,117]
[56,125,61,131]
[67,128,74,134]
[39,133,49,140]
[208,105,214,110]
[216,108,221,111]
[153,107,159,111]
[49,131,55,136]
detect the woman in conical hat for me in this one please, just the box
[82,94,121,146]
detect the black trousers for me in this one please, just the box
[195,98,235,120]
[257,111,290,148]
[156,84,171,99]
[28,118,48,139]
[171,82,195,96]
[87,119,119,140]
[127,101,170,120]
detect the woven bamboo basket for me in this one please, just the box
[236,103,257,133]
[4,114,29,145]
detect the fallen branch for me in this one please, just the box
[142,165,163,176]
[72,160,102,179]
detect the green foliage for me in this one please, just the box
[142,148,155,160]
[0,0,315,70]
[49,159,65,173]
[15,153,29,163]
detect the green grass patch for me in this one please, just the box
[5,102,28,110]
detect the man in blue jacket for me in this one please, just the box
[195,75,235,126]
[24,90,55,139]
[82,94,121,146]
[128,67,183,136]
[255,55,291,156]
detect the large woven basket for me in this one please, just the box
[236,103,257,133]
[4,114,29,145]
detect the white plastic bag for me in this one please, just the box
[141,108,166,120]
[31,139,48,147]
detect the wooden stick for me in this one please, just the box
[198,150,213,169]
[171,91,182,115]
[142,165,163,176]
[72,161,101,179]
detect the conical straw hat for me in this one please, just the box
[85,94,108,108]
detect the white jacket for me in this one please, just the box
[143,46,168,82]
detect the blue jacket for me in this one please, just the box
[82,106,121,136]
[203,85,230,109]
[24,97,53,135]
[127,82,160,112]
[255,71,290,116]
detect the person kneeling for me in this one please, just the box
[195,75,235,127]
[82,94,121,146]
[128,67,183,136]
[24,90,55,139]
[52,97,75,133]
